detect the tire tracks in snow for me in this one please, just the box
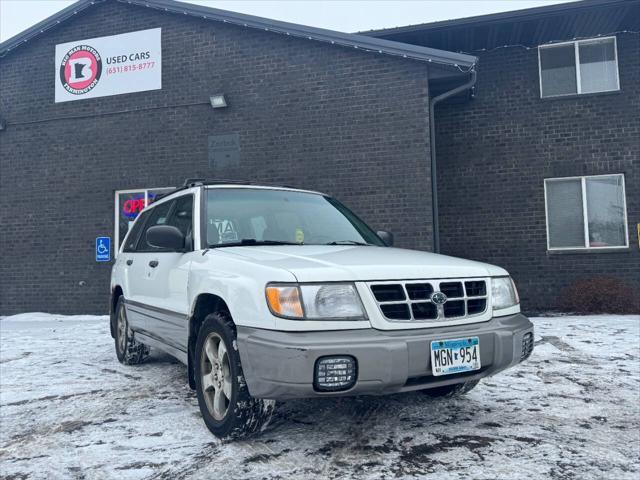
[313,399,385,478]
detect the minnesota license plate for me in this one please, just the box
[430,337,481,376]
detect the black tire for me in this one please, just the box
[195,312,275,439]
[422,380,479,398]
[114,296,149,365]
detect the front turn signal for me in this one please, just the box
[266,285,304,319]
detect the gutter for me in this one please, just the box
[429,69,477,253]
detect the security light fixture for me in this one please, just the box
[209,94,227,109]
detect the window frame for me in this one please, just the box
[114,187,173,255]
[543,173,629,251]
[164,194,195,252]
[121,209,152,253]
[133,198,178,253]
[538,36,620,98]
[131,192,196,253]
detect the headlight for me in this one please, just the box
[301,284,364,319]
[266,283,366,320]
[491,276,520,311]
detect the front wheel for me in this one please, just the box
[114,297,149,365]
[195,312,275,439]
[422,380,479,398]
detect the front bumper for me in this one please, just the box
[237,313,534,400]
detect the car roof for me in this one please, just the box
[150,182,324,206]
[204,184,324,195]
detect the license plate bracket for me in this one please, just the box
[430,337,481,376]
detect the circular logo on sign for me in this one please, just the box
[431,291,448,305]
[59,45,102,95]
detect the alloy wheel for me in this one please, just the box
[117,304,127,353]
[200,332,232,420]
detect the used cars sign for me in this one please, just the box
[54,28,161,103]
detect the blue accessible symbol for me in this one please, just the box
[96,236,111,262]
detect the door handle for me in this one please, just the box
[149,260,159,268]
[126,259,133,266]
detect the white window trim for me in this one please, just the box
[538,36,620,98]
[114,187,173,255]
[543,174,629,251]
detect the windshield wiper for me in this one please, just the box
[324,240,372,246]
[209,239,301,248]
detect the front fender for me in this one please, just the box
[188,251,297,329]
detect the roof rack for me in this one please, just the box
[182,178,206,188]
[204,178,261,186]
[154,178,212,200]
[156,178,303,201]
[182,178,264,187]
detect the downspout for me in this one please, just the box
[429,69,477,253]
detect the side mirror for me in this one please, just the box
[377,230,394,247]
[146,225,185,251]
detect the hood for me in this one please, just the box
[214,245,508,282]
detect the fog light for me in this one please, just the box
[314,356,357,392]
[521,332,534,361]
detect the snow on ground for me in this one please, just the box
[1,314,639,480]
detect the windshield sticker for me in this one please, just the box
[295,228,305,244]
[213,220,238,242]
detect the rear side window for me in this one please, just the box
[136,200,174,252]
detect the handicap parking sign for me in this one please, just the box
[96,237,111,262]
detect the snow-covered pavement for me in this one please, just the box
[1,313,639,479]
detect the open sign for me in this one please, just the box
[121,193,159,220]
[122,195,146,219]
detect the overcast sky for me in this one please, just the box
[1,0,578,42]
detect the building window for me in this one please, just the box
[544,174,628,250]
[538,37,619,98]
[114,187,173,254]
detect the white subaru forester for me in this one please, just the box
[110,180,534,439]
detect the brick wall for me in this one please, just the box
[435,32,640,313]
[0,1,432,314]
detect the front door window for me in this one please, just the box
[115,187,173,254]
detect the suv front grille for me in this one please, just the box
[369,279,488,323]
[380,303,411,320]
[412,301,437,320]
[406,283,433,300]
[370,284,405,302]
[440,282,464,298]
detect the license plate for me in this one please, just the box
[430,337,481,376]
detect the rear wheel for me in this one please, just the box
[114,297,149,365]
[195,312,275,439]
[422,380,479,398]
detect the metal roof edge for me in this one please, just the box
[0,0,477,68]
[360,0,634,37]
[0,0,99,57]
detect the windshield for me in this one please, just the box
[205,188,385,247]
